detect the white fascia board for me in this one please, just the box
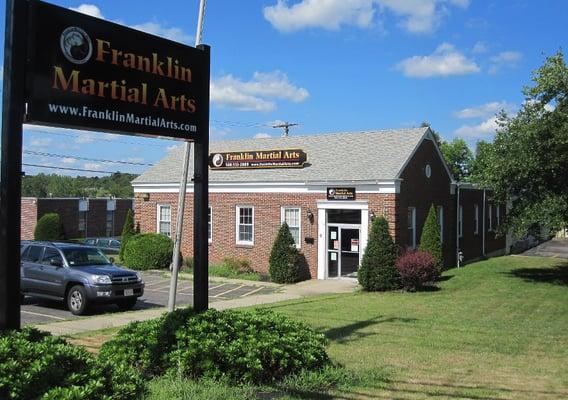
[133,180,400,194]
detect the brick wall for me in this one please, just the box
[135,192,397,278]
[21,198,38,240]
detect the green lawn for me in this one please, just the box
[253,255,568,399]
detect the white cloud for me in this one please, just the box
[454,116,499,138]
[454,101,514,119]
[62,157,77,164]
[70,4,191,43]
[254,133,272,139]
[29,138,52,148]
[489,51,522,74]
[130,22,192,43]
[211,71,309,112]
[74,133,96,144]
[127,157,144,163]
[167,144,180,152]
[471,41,488,54]
[70,4,104,19]
[396,43,480,78]
[263,0,469,34]
[84,163,102,170]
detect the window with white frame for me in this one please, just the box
[488,204,493,231]
[236,206,254,245]
[458,205,463,238]
[496,205,500,227]
[437,206,444,243]
[157,204,171,237]
[208,207,212,243]
[282,207,301,248]
[474,204,479,235]
[407,207,416,249]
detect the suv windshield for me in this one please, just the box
[62,248,111,267]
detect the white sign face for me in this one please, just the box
[331,231,337,240]
[79,199,89,211]
[330,252,337,261]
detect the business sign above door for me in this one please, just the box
[327,187,356,201]
[209,149,307,169]
[25,0,210,140]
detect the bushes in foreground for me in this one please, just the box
[122,233,173,270]
[395,250,441,291]
[0,327,143,400]
[100,308,330,383]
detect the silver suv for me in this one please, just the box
[21,241,144,315]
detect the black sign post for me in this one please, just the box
[1,0,211,330]
[0,0,27,332]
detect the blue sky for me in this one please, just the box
[1,0,567,176]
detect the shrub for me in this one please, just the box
[419,204,443,268]
[122,233,174,270]
[223,257,253,274]
[0,327,144,400]
[269,222,301,283]
[34,213,64,241]
[358,216,399,291]
[119,209,136,259]
[395,250,441,291]
[183,256,194,269]
[100,308,330,383]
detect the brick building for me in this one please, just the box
[132,127,507,279]
[21,197,133,240]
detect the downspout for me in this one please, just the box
[482,189,486,257]
[456,183,461,268]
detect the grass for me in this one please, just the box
[69,255,568,399]
[179,261,268,282]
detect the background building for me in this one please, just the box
[132,127,507,279]
[21,197,133,240]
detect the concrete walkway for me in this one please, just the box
[36,278,359,336]
[522,238,568,259]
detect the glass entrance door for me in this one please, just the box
[327,225,360,278]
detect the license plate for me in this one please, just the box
[124,289,134,296]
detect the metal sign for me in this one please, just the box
[209,149,307,169]
[327,187,356,201]
[25,0,209,140]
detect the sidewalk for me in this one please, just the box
[37,278,359,336]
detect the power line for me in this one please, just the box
[22,163,119,174]
[272,121,298,137]
[23,150,154,166]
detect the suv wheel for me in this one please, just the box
[116,298,137,311]
[67,285,89,315]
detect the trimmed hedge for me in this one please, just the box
[269,222,301,283]
[419,204,443,269]
[358,216,399,291]
[99,308,330,383]
[122,233,173,270]
[34,213,64,241]
[119,209,136,259]
[395,250,441,291]
[0,327,144,400]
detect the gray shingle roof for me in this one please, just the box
[133,127,429,184]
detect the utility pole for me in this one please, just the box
[272,121,298,137]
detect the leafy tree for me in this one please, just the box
[358,216,399,291]
[119,209,136,259]
[269,222,300,283]
[34,213,64,241]
[471,51,568,238]
[419,205,443,268]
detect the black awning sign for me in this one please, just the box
[209,149,307,169]
[327,187,356,201]
[25,0,209,140]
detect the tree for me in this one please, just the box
[119,209,136,259]
[269,222,300,283]
[471,51,568,238]
[358,216,399,291]
[419,205,443,268]
[34,213,64,241]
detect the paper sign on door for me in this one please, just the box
[330,252,337,261]
[331,231,337,240]
[351,239,359,252]
[333,240,339,250]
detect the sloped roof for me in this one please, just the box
[133,127,430,184]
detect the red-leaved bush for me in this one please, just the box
[395,250,441,291]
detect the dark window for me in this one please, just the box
[22,245,43,262]
[327,209,361,224]
[42,248,63,265]
[98,239,110,247]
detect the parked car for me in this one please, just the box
[20,241,144,315]
[83,237,121,255]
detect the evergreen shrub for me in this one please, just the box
[33,213,64,241]
[122,233,173,270]
[269,222,301,283]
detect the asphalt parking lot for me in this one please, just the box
[21,271,279,326]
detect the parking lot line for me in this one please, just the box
[212,284,245,298]
[209,283,227,291]
[21,310,66,320]
[239,286,265,298]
